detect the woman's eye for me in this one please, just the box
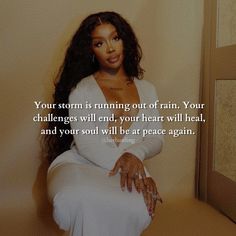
[113,35,120,41]
[94,42,103,47]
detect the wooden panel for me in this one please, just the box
[216,0,236,48]
[199,0,236,222]
[213,46,236,78]
[214,79,236,182]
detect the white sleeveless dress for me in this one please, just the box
[47,75,163,236]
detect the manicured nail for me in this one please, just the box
[121,187,125,191]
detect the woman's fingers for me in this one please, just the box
[151,179,163,203]
[136,177,162,219]
[134,175,145,193]
[127,166,139,192]
[150,192,155,217]
[150,181,156,217]
[120,171,127,191]
[119,167,136,192]
[108,159,121,176]
[109,153,150,193]
[156,189,163,203]
[142,177,163,219]
[138,165,146,180]
[134,177,140,193]
[142,186,148,206]
[147,190,152,212]
[138,176,145,192]
[126,175,132,192]
[120,174,162,219]
[120,162,139,192]
[142,186,153,218]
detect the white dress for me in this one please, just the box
[47,75,164,236]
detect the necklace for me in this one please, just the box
[109,87,124,90]
[109,80,133,90]
[94,73,133,90]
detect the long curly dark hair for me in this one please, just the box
[42,11,144,163]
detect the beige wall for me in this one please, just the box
[0,0,203,235]
[143,0,204,199]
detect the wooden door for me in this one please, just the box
[199,0,236,222]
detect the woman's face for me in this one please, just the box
[91,23,124,71]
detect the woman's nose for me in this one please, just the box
[106,42,115,53]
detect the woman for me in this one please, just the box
[45,11,164,236]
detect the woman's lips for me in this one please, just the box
[107,55,120,64]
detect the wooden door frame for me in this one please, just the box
[197,0,213,201]
[198,0,236,222]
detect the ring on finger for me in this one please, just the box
[152,194,158,200]
[134,173,142,179]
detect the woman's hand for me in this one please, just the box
[108,152,146,192]
[141,177,163,219]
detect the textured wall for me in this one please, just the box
[217,0,236,47]
[145,0,203,199]
[214,80,236,182]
